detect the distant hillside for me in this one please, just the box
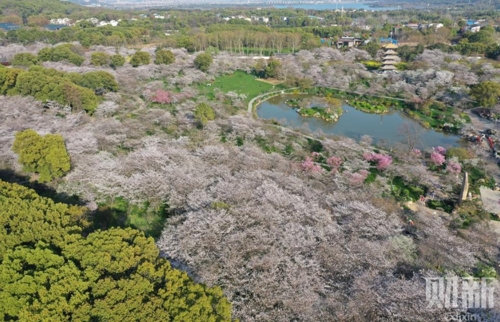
[0,0,81,20]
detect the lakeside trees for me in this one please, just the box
[470,81,500,107]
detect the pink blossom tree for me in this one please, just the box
[430,152,446,166]
[301,156,323,173]
[363,152,392,171]
[151,90,172,104]
[375,155,393,170]
[345,169,369,185]
[327,156,343,173]
[434,146,447,156]
[447,161,461,174]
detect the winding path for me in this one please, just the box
[247,89,292,116]
[247,87,410,117]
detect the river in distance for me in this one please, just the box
[273,2,400,11]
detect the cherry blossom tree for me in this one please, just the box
[447,161,461,174]
[430,151,446,166]
[301,156,323,173]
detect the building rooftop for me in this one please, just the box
[0,23,21,31]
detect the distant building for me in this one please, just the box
[469,25,481,33]
[336,37,363,49]
[45,24,69,31]
[405,23,420,30]
[381,43,400,72]
[380,37,398,45]
[49,18,71,25]
[0,23,21,31]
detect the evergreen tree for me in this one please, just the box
[90,52,110,66]
[110,54,125,69]
[0,180,233,321]
[194,103,216,126]
[194,53,213,72]
[12,129,71,183]
[130,51,151,67]
[154,49,175,65]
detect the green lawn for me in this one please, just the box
[199,70,276,104]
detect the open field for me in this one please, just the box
[256,78,284,85]
[199,70,276,104]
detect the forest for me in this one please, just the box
[1,0,500,321]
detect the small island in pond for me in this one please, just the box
[286,96,343,122]
[297,106,343,122]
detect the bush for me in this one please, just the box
[12,129,71,182]
[12,52,38,67]
[68,71,119,92]
[194,52,213,72]
[194,102,216,125]
[446,147,473,161]
[37,44,85,66]
[11,66,99,113]
[154,49,175,65]
[362,60,381,70]
[110,54,125,68]
[90,52,110,66]
[130,51,150,67]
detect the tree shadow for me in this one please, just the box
[0,169,85,206]
[0,168,179,239]
[87,198,181,239]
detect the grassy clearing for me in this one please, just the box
[199,70,275,104]
[256,78,284,85]
[93,197,170,239]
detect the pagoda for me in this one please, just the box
[381,43,400,71]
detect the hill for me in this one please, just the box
[0,0,82,23]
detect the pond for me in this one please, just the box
[256,95,461,149]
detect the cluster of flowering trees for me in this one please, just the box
[150,89,193,104]
[363,152,393,170]
[428,146,462,175]
[300,156,322,173]
[301,152,344,174]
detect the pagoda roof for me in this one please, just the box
[384,49,397,54]
[383,55,400,60]
[382,61,397,65]
[381,65,397,70]
[384,43,398,49]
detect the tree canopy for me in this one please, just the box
[12,129,71,183]
[12,52,38,67]
[90,52,110,66]
[194,53,213,72]
[194,103,216,126]
[155,49,175,65]
[0,65,119,113]
[110,54,125,69]
[470,81,500,108]
[130,51,151,67]
[37,44,85,66]
[0,180,233,321]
